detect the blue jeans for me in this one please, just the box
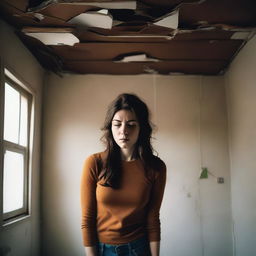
[98,236,151,256]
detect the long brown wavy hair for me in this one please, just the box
[100,93,161,189]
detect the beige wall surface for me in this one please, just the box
[0,19,45,256]
[42,74,232,256]
[225,35,256,256]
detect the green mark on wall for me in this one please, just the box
[200,167,208,179]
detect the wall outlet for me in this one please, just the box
[217,177,224,184]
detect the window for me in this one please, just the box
[0,68,32,223]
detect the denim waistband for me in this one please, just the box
[98,235,148,253]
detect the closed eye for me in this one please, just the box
[127,123,136,128]
[112,120,138,128]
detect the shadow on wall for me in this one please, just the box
[0,246,11,255]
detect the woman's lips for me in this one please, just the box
[120,138,129,142]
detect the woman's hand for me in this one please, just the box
[150,241,160,256]
[84,246,97,256]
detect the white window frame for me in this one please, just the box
[0,63,33,224]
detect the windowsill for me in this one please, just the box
[2,214,31,227]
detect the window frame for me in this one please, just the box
[0,65,33,224]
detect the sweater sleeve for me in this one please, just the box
[146,161,167,242]
[80,154,98,246]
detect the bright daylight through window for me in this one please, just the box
[1,69,32,223]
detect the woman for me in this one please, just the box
[81,93,166,256]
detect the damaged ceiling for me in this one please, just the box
[0,0,256,75]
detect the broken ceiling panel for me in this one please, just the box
[75,29,174,42]
[17,31,64,73]
[115,53,159,62]
[32,3,95,20]
[153,10,179,29]
[49,41,243,61]
[28,0,137,12]
[0,0,255,75]
[14,12,74,27]
[87,24,175,37]
[63,60,227,75]
[68,10,113,29]
[25,32,79,45]
[74,28,238,43]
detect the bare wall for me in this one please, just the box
[42,74,232,256]
[225,35,256,256]
[0,19,45,256]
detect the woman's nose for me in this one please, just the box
[120,124,128,135]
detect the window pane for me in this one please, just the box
[4,83,20,144]
[20,95,28,146]
[3,150,24,213]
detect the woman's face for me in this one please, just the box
[111,109,140,152]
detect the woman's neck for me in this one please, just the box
[121,148,137,161]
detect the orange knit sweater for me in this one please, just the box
[80,152,166,246]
